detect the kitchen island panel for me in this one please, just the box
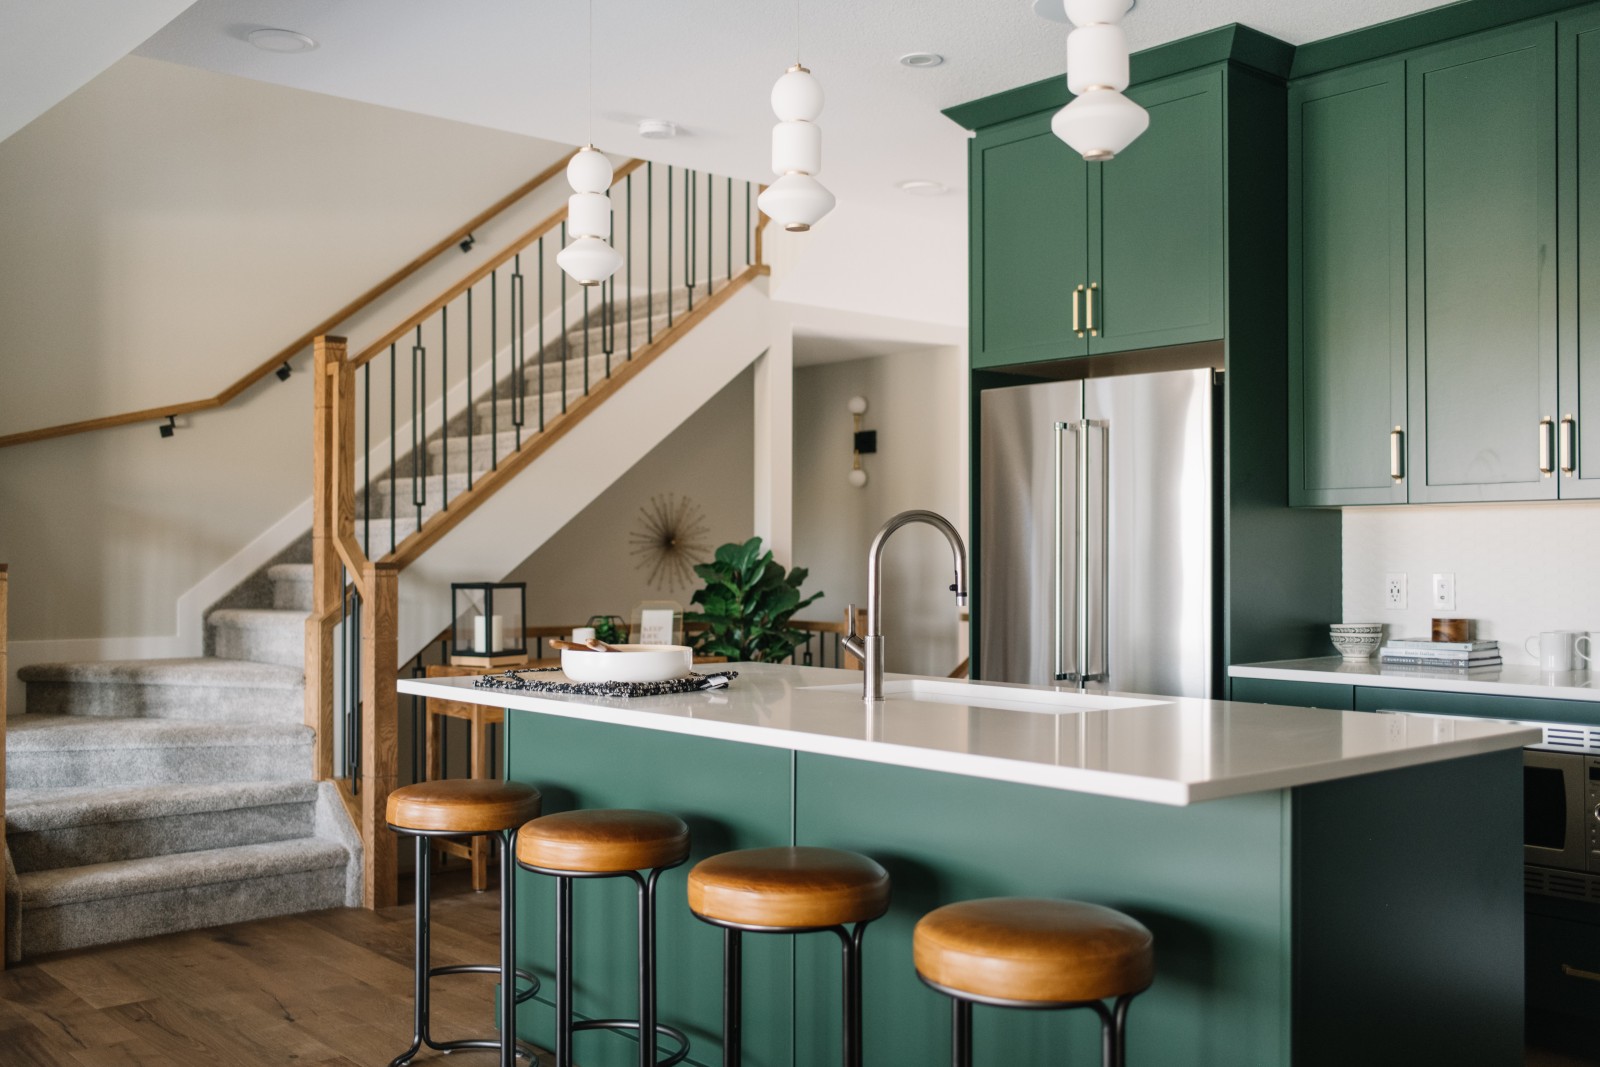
[790,752,1293,1067]
[506,713,796,1067]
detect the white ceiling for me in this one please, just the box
[135,0,1453,227]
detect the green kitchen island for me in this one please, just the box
[398,663,1537,1067]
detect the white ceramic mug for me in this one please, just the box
[1524,631,1590,671]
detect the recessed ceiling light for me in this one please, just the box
[247,28,318,54]
[1031,0,1136,22]
[638,119,678,139]
[896,179,949,196]
[899,52,945,68]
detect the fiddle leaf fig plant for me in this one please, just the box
[686,536,823,663]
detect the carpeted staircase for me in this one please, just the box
[5,563,360,962]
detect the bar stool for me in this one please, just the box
[515,809,692,1067]
[687,846,890,1067]
[385,779,545,1067]
[913,898,1154,1067]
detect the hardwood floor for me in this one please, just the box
[0,873,1593,1066]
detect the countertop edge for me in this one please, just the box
[1229,661,1600,703]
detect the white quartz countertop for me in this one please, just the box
[399,663,1537,806]
[1230,657,1600,703]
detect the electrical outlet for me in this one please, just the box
[1432,572,1456,611]
[1385,573,1407,610]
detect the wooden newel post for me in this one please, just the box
[361,561,401,909]
[306,336,347,782]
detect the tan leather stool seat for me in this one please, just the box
[914,898,1153,1005]
[688,846,890,929]
[515,809,691,873]
[386,779,543,834]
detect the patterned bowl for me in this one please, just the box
[1329,624,1383,661]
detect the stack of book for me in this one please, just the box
[1378,638,1502,671]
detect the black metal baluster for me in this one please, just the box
[439,305,447,508]
[583,283,591,396]
[491,270,499,470]
[648,163,655,343]
[538,238,547,431]
[707,170,714,296]
[746,182,752,267]
[512,254,526,452]
[466,287,473,491]
[389,344,397,555]
[412,326,426,531]
[627,171,634,359]
[727,175,732,283]
[605,190,615,379]
[363,362,370,555]
[686,169,695,313]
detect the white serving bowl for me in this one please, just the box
[1329,623,1383,661]
[559,644,693,684]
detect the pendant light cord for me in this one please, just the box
[587,0,594,144]
[794,0,801,64]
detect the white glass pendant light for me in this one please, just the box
[559,0,621,285]
[1051,0,1148,161]
[757,1,835,231]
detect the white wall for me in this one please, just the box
[0,56,568,643]
[1342,502,1600,665]
[793,345,968,677]
[499,370,754,627]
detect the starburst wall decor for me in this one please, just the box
[628,493,711,591]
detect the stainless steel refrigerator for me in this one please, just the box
[978,368,1218,697]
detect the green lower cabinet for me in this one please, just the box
[1089,68,1225,354]
[1229,676,1355,709]
[505,714,796,1067]
[1559,10,1600,498]
[1352,685,1600,727]
[1405,23,1560,502]
[1287,60,1409,506]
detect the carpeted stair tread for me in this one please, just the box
[208,608,307,668]
[18,657,301,689]
[18,838,348,909]
[267,563,314,611]
[7,715,310,751]
[6,780,320,832]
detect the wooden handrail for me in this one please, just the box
[350,158,647,370]
[1,563,9,970]
[0,150,579,450]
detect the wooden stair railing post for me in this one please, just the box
[1,563,8,970]
[305,337,346,782]
[359,561,400,910]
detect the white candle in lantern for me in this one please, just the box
[473,614,505,653]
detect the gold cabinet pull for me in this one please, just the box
[1087,282,1099,337]
[1072,284,1085,338]
[1562,963,1600,983]
[1560,415,1576,475]
[1390,427,1405,481]
[1540,417,1556,476]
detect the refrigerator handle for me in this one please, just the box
[1083,420,1109,684]
[1053,421,1078,682]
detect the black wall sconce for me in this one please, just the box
[159,415,177,439]
[275,362,292,381]
[848,396,875,488]
[459,232,477,253]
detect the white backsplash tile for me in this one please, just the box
[1342,502,1600,665]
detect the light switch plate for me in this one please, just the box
[1385,573,1407,610]
[1432,573,1456,611]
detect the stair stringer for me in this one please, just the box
[396,279,772,660]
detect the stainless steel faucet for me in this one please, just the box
[840,509,968,702]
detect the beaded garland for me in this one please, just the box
[473,666,738,699]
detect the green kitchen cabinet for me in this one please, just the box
[969,67,1225,370]
[1088,68,1226,353]
[970,119,1090,369]
[1230,676,1355,710]
[1405,23,1560,502]
[1559,9,1600,499]
[1287,61,1409,506]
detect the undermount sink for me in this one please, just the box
[801,678,1164,713]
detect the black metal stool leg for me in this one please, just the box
[951,998,972,1067]
[555,875,574,1067]
[389,835,429,1067]
[500,829,518,1067]
[637,871,657,1067]
[838,923,867,1067]
[1111,995,1134,1067]
[723,927,743,1067]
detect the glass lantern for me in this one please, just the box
[450,582,527,666]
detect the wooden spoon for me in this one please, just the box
[584,639,618,652]
[549,639,620,653]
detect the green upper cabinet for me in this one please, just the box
[969,67,1224,370]
[1405,23,1560,502]
[971,118,1089,369]
[1288,61,1409,506]
[1559,9,1600,499]
[1089,68,1226,354]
